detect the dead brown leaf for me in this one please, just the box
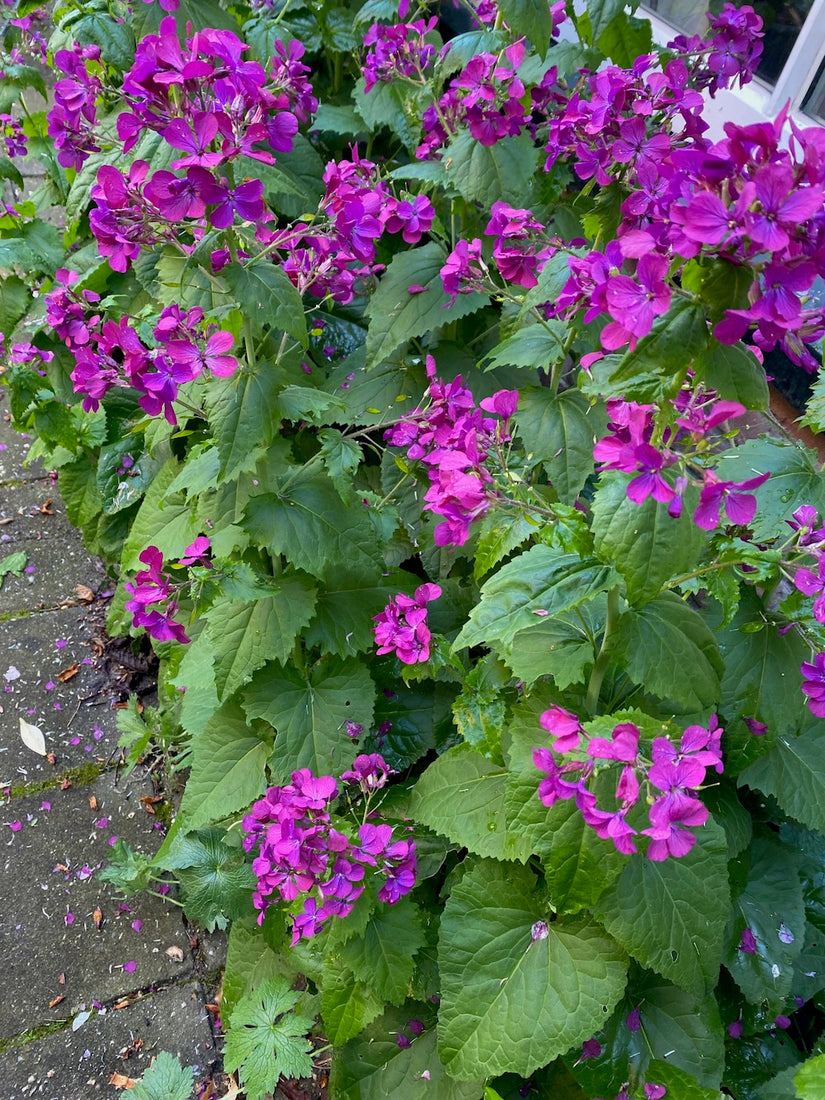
[93,908,103,930]
[39,499,54,515]
[59,777,71,790]
[75,584,95,602]
[88,795,98,811]
[165,945,184,963]
[108,1071,138,1089]
[48,995,65,1009]
[57,663,80,683]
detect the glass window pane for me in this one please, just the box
[640,0,813,86]
[802,55,825,120]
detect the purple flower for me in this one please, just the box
[739,926,758,954]
[587,722,640,764]
[794,555,825,622]
[801,652,825,717]
[341,754,391,792]
[539,706,583,754]
[693,470,770,530]
[374,584,442,664]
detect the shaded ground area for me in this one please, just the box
[0,392,226,1097]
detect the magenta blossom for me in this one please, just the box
[693,470,769,530]
[374,583,442,664]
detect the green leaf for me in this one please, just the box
[454,545,617,651]
[616,592,723,711]
[497,0,556,55]
[597,11,653,65]
[263,133,326,218]
[722,836,805,1007]
[796,1053,825,1099]
[739,726,825,834]
[223,917,297,1023]
[321,958,386,1045]
[244,656,376,782]
[59,454,103,529]
[516,388,605,504]
[577,0,633,42]
[206,574,318,701]
[97,441,160,515]
[473,513,536,579]
[222,976,314,1100]
[0,550,27,587]
[539,794,627,914]
[505,600,602,688]
[222,261,307,347]
[312,103,366,135]
[609,300,708,386]
[97,839,154,897]
[593,816,730,996]
[410,744,531,861]
[178,703,270,829]
[303,567,413,657]
[0,275,28,335]
[55,10,136,69]
[718,588,809,737]
[352,76,423,152]
[483,321,568,372]
[204,361,286,481]
[569,974,724,1095]
[244,471,383,580]
[121,459,200,572]
[438,859,627,1078]
[331,1006,485,1100]
[592,475,704,605]
[646,1061,725,1100]
[696,341,769,410]
[318,429,363,493]
[171,630,219,737]
[444,130,540,209]
[339,898,426,1005]
[131,1051,194,1100]
[161,827,254,930]
[365,242,488,368]
[716,438,825,542]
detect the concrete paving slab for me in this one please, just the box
[0,771,193,1039]
[0,396,43,482]
[0,606,122,785]
[0,982,218,1099]
[0,482,107,615]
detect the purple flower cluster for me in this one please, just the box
[279,150,434,304]
[0,113,26,158]
[384,358,516,546]
[45,270,238,422]
[362,17,437,93]
[534,707,723,860]
[536,23,825,368]
[418,41,530,158]
[668,2,763,96]
[374,583,442,664]
[46,43,102,170]
[123,538,210,643]
[242,767,417,943]
[484,201,554,289]
[593,395,766,530]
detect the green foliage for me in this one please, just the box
[438,859,628,1078]
[5,4,825,1097]
[593,817,730,996]
[222,976,315,1100]
[131,1052,194,1100]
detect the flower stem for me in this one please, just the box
[585,585,621,716]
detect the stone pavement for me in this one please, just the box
[0,391,224,1097]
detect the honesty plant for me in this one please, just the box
[5,0,825,1097]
